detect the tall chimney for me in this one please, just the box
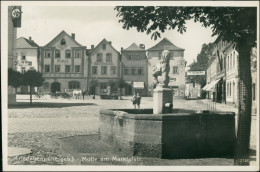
[139,44,145,49]
[91,45,95,50]
[71,33,75,40]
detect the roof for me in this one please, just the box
[44,30,82,47]
[16,37,39,48]
[148,37,184,51]
[123,43,145,51]
[91,38,119,54]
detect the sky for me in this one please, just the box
[17,6,217,68]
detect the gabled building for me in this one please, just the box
[16,37,39,93]
[121,43,148,96]
[39,30,88,93]
[89,39,120,95]
[147,38,186,97]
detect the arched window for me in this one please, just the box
[69,81,80,89]
[61,38,66,46]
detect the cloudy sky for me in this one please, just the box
[17,6,217,68]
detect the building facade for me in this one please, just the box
[147,38,186,97]
[89,39,120,95]
[39,31,88,93]
[16,37,39,93]
[121,43,148,96]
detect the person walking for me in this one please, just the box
[136,93,141,109]
[131,93,137,109]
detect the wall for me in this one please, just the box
[16,48,38,72]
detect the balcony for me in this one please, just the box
[43,73,83,78]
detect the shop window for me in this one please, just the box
[69,81,80,89]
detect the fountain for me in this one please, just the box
[99,50,235,159]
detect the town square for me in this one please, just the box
[2,1,259,171]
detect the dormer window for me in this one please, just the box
[61,38,66,46]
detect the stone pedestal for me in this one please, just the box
[153,84,173,114]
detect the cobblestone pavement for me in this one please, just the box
[6,94,258,166]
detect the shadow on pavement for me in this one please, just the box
[8,102,97,109]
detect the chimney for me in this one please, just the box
[108,41,112,45]
[91,45,95,50]
[29,37,32,41]
[139,44,145,49]
[121,47,123,51]
[71,33,75,40]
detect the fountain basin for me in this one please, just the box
[99,109,235,159]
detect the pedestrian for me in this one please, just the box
[131,93,137,109]
[136,93,141,109]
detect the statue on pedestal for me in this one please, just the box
[152,50,171,88]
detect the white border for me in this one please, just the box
[1,1,259,171]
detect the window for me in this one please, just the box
[27,61,32,66]
[128,53,133,60]
[101,66,107,75]
[102,44,106,50]
[110,66,116,75]
[173,66,179,74]
[97,53,103,62]
[21,67,26,74]
[43,82,49,89]
[233,51,236,69]
[55,50,60,58]
[75,65,80,73]
[92,66,97,74]
[60,38,66,46]
[106,53,112,62]
[131,67,136,75]
[69,81,80,89]
[124,67,129,75]
[55,65,60,72]
[134,53,140,60]
[75,50,81,58]
[29,67,34,70]
[227,55,230,70]
[229,82,232,97]
[230,53,233,69]
[65,50,71,58]
[227,83,229,97]
[22,55,26,60]
[65,65,71,72]
[100,82,107,93]
[252,83,256,101]
[45,65,50,72]
[138,67,143,75]
[45,50,51,58]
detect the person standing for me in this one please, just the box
[131,93,137,109]
[136,93,141,109]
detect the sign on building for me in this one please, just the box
[11,6,22,27]
[187,71,205,76]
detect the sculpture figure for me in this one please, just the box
[152,50,171,88]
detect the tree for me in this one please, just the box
[115,6,256,165]
[23,70,44,104]
[8,68,23,92]
[89,79,98,99]
[116,78,126,100]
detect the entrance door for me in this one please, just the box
[125,84,132,95]
[51,82,61,93]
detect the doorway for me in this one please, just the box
[51,82,61,93]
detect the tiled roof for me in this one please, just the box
[123,43,145,51]
[148,37,184,51]
[16,37,39,48]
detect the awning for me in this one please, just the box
[204,78,221,91]
[133,82,144,89]
[202,84,210,91]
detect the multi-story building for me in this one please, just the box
[16,37,39,93]
[121,43,148,96]
[147,38,186,97]
[39,30,88,93]
[89,39,120,95]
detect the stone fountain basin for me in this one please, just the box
[99,109,235,159]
